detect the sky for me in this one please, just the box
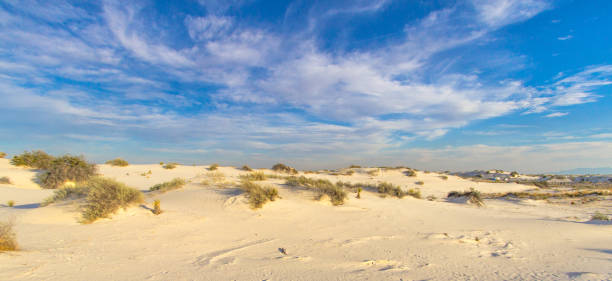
[0,0,611,173]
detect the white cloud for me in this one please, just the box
[185,15,233,41]
[557,35,573,40]
[471,0,550,27]
[545,112,568,118]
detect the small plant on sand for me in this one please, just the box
[7,200,15,207]
[0,220,18,252]
[81,178,144,223]
[163,162,178,169]
[349,165,361,168]
[591,212,609,221]
[10,150,54,169]
[159,162,164,165]
[242,165,253,171]
[209,163,219,171]
[153,200,162,215]
[367,169,379,176]
[240,180,279,209]
[285,176,347,205]
[0,177,11,184]
[447,188,484,206]
[356,187,362,199]
[38,155,97,189]
[415,181,424,185]
[439,175,448,180]
[272,163,298,174]
[205,171,226,184]
[140,170,152,176]
[0,152,6,158]
[105,158,129,167]
[404,169,416,177]
[376,182,407,198]
[510,171,519,177]
[149,178,186,193]
[240,171,267,181]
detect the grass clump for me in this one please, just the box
[376,182,412,198]
[404,169,416,177]
[0,220,18,252]
[0,177,11,184]
[242,165,253,171]
[0,152,6,158]
[105,158,129,167]
[149,178,186,193]
[7,200,15,207]
[448,188,484,206]
[38,155,97,189]
[240,171,267,181]
[591,212,609,221]
[153,200,162,215]
[10,150,54,169]
[41,186,90,206]
[81,178,143,223]
[285,176,347,205]
[483,190,611,200]
[208,163,219,171]
[240,180,279,209]
[272,163,298,174]
[163,162,178,169]
[415,181,424,185]
[349,165,361,168]
[439,175,448,180]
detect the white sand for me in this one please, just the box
[1,159,610,280]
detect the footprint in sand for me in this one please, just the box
[426,230,521,259]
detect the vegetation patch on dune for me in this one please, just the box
[272,163,298,174]
[105,158,129,167]
[241,165,253,171]
[240,171,267,181]
[336,181,421,199]
[0,220,18,252]
[163,162,178,169]
[483,190,611,200]
[10,150,54,169]
[240,180,279,209]
[38,155,97,189]
[448,188,484,206]
[149,178,186,193]
[285,176,347,205]
[0,152,6,158]
[41,185,90,206]
[208,163,219,171]
[591,212,610,221]
[0,177,11,184]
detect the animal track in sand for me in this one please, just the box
[426,230,521,259]
[193,239,275,267]
[341,235,400,247]
[360,259,411,272]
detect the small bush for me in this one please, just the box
[11,150,54,169]
[153,200,162,215]
[159,162,164,165]
[349,165,361,168]
[240,171,267,181]
[242,165,253,171]
[356,187,362,199]
[41,186,90,206]
[208,163,219,171]
[439,175,448,180]
[149,178,186,192]
[81,178,144,223]
[240,180,279,209]
[0,152,6,158]
[38,155,97,189]
[7,200,15,207]
[510,171,519,177]
[404,170,416,177]
[367,169,379,176]
[272,163,298,174]
[163,163,178,169]
[415,181,424,185]
[376,182,406,198]
[105,158,129,167]
[448,188,484,206]
[0,220,18,252]
[205,171,226,184]
[285,176,347,205]
[591,212,609,221]
[0,177,11,184]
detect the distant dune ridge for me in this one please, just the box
[0,157,611,280]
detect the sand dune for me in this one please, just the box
[1,159,611,280]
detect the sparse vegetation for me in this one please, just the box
[0,152,6,158]
[205,171,226,184]
[10,150,54,169]
[38,155,97,189]
[81,178,144,223]
[159,162,164,165]
[285,176,347,205]
[0,177,11,184]
[349,165,361,168]
[41,186,90,206]
[510,171,519,177]
[272,163,298,174]
[240,180,279,209]
[242,165,253,171]
[163,162,178,169]
[426,195,437,201]
[105,158,129,167]
[483,190,612,200]
[7,200,15,207]
[404,169,416,177]
[415,181,424,185]
[153,200,162,215]
[367,169,379,176]
[140,170,152,176]
[591,212,609,221]
[240,171,267,181]
[440,175,448,180]
[149,178,186,192]
[0,220,18,252]
[356,187,362,199]
[208,163,219,171]
[448,188,484,206]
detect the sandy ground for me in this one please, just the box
[1,158,611,280]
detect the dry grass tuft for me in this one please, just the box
[591,212,609,221]
[38,155,97,189]
[7,200,15,207]
[41,185,90,206]
[439,175,448,180]
[240,180,279,209]
[163,162,178,169]
[483,189,611,200]
[415,181,424,185]
[242,165,253,171]
[10,150,54,169]
[0,177,11,184]
[448,188,484,206]
[0,220,18,252]
[149,178,186,193]
[153,200,162,215]
[81,178,144,223]
[240,171,267,181]
[208,163,219,171]
[404,169,416,177]
[105,158,129,167]
[285,176,347,205]
[272,163,298,174]
[0,152,6,158]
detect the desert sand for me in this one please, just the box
[1,158,611,280]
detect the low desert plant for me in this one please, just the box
[439,175,448,180]
[591,212,610,221]
[149,178,186,192]
[11,150,54,169]
[105,158,129,167]
[448,188,484,206]
[404,169,416,177]
[140,170,152,176]
[242,165,253,171]
[0,152,6,158]
[153,200,162,215]
[349,165,361,168]
[81,178,144,223]
[208,163,219,171]
[483,190,611,200]
[356,187,362,199]
[0,177,11,184]
[285,176,347,205]
[240,171,267,181]
[376,182,406,198]
[7,200,15,207]
[159,162,164,165]
[240,180,279,209]
[163,162,178,169]
[41,186,90,206]
[272,163,298,174]
[510,171,519,177]
[415,181,424,185]
[206,171,226,183]
[0,220,18,251]
[38,155,97,189]
[367,169,379,176]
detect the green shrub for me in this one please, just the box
[159,162,164,165]
[404,170,416,177]
[448,188,484,206]
[240,180,279,209]
[10,150,54,169]
[439,175,448,180]
[356,187,362,199]
[0,177,11,184]
[285,176,347,205]
[242,165,253,171]
[153,200,162,215]
[208,163,219,171]
[7,200,15,207]
[591,212,609,221]
[376,182,406,198]
[163,162,178,169]
[240,171,267,181]
[0,152,6,158]
[105,158,129,167]
[81,178,143,223]
[38,155,97,189]
[272,163,297,174]
[0,220,17,252]
[149,178,186,192]
[41,186,90,206]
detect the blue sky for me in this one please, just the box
[1,0,611,172]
